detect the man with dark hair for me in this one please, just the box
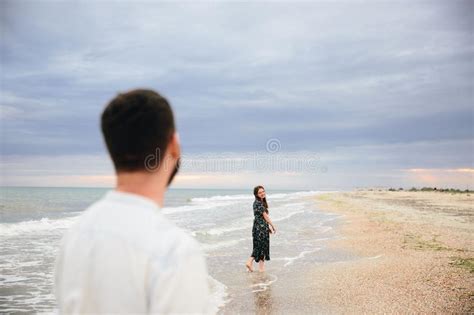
[54,89,211,313]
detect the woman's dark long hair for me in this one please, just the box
[253,185,269,212]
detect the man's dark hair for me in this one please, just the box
[101,89,176,172]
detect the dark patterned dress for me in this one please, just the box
[251,199,270,262]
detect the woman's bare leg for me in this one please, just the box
[258,260,265,272]
[246,257,254,272]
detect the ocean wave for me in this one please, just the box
[207,275,230,314]
[190,194,251,203]
[196,224,248,236]
[0,217,77,237]
[193,207,307,237]
[165,190,330,215]
[190,190,329,204]
[162,200,236,214]
[272,209,306,222]
[200,238,247,252]
[0,274,29,284]
[273,248,322,267]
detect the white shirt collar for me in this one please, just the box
[104,190,161,212]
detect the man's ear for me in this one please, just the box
[167,131,181,160]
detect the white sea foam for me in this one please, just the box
[194,207,306,237]
[273,248,322,267]
[273,210,306,222]
[313,237,331,242]
[204,225,248,236]
[162,201,236,214]
[0,217,78,237]
[18,260,43,267]
[367,254,383,260]
[200,238,247,252]
[189,190,330,204]
[191,194,251,202]
[0,274,29,284]
[207,275,230,314]
[250,274,278,293]
[317,226,333,234]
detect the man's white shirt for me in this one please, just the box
[54,190,211,314]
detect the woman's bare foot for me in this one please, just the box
[246,262,253,272]
[246,257,255,272]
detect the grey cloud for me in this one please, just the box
[1,0,472,185]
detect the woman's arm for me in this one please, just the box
[262,212,276,233]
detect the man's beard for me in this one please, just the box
[167,157,180,187]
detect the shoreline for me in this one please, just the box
[307,190,473,313]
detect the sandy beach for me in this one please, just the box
[307,190,474,314]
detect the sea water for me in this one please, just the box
[0,187,343,313]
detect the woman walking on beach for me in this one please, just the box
[246,185,276,272]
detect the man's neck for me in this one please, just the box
[115,172,166,208]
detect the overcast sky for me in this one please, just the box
[1,1,473,190]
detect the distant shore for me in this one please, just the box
[308,190,473,313]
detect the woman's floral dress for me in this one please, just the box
[251,199,270,262]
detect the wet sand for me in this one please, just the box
[218,190,473,314]
[308,190,474,314]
